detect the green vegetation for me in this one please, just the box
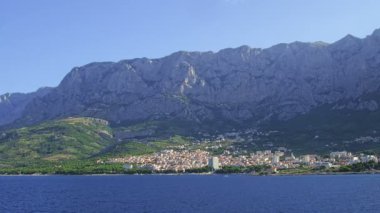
[104,135,190,157]
[215,165,270,174]
[0,117,196,173]
[276,162,380,175]
[0,117,114,165]
[257,101,380,154]
[113,119,204,137]
[0,117,192,165]
[0,160,123,175]
[335,161,380,173]
[277,166,315,175]
[183,167,211,173]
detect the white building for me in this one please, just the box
[301,155,311,163]
[314,162,332,169]
[123,164,134,170]
[349,157,360,164]
[360,155,378,163]
[208,157,220,170]
[290,153,296,160]
[330,151,351,159]
[272,155,280,164]
[274,151,284,157]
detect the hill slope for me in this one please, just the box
[0,117,113,164]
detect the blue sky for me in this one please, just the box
[1,0,380,94]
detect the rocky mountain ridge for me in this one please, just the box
[2,29,380,129]
[0,87,52,126]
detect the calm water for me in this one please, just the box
[1,174,380,213]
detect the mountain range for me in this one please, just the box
[1,29,380,138]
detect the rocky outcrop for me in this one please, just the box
[7,29,380,127]
[0,87,52,126]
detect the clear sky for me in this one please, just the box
[1,0,380,94]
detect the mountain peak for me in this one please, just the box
[331,33,361,49]
[341,34,359,41]
[372,28,380,37]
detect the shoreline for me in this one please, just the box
[1,171,380,177]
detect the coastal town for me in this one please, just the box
[102,127,380,174]
[105,148,379,173]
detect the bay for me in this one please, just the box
[1,174,379,213]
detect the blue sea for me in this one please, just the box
[1,174,380,213]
